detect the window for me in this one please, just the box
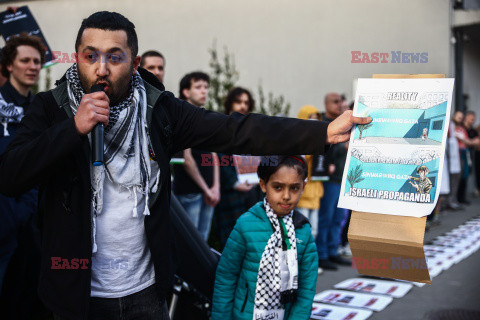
[432,120,443,130]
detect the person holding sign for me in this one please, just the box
[0,11,370,319]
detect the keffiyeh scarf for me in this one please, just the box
[253,198,298,320]
[65,64,160,253]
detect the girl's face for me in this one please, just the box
[259,166,305,217]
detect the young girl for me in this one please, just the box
[212,156,318,320]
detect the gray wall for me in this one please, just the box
[463,32,480,117]
[1,0,452,116]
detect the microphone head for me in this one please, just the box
[90,84,106,93]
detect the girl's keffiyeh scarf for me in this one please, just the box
[65,64,160,253]
[253,198,298,320]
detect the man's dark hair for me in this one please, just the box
[466,110,476,117]
[140,50,164,67]
[224,87,255,115]
[257,155,308,183]
[1,32,46,78]
[178,71,210,100]
[75,11,138,57]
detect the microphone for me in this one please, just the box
[90,84,106,166]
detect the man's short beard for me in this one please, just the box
[78,64,134,106]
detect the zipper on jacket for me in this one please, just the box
[241,283,248,312]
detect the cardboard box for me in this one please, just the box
[347,74,445,284]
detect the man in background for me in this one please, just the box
[173,72,220,241]
[316,92,352,270]
[140,50,165,83]
[0,32,46,318]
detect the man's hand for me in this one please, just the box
[203,188,216,206]
[74,92,110,135]
[209,185,221,207]
[235,181,253,193]
[328,164,336,175]
[327,110,372,144]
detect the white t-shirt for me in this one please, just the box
[90,179,156,298]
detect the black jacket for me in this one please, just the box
[0,68,328,319]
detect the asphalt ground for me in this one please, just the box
[313,197,480,320]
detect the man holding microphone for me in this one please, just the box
[0,11,371,320]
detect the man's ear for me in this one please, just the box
[182,88,190,100]
[259,179,267,193]
[132,55,141,74]
[6,63,13,74]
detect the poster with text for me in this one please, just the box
[0,6,55,66]
[233,155,261,184]
[338,78,454,217]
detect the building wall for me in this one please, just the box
[463,38,480,116]
[1,0,452,116]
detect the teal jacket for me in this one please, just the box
[212,202,318,320]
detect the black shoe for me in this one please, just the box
[319,259,338,270]
[329,255,352,266]
[460,200,471,205]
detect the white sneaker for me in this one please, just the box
[340,245,352,257]
[318,267,324,275]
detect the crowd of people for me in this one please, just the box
[168,76,356,274]
[432,109,480,226]
[0,8,477,320]
[0,10,374,320]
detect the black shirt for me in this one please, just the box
[173,148,214,194]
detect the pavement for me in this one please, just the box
[313,197,480,320]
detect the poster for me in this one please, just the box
[338,78,454,217]
[311,303,372,320]
[0,6,55,66]
[233,155,261,184]
[334,278,413,298]
[314,290,393,311]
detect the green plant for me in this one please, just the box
[206,41,291,116]
[347,165,364,190]
[256,83,291,116]
[205,40,238,113]
[357,123,373,139]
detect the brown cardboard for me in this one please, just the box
[348,211,430,284]
[347,74,445,284]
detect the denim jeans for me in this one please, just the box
[296,207,319,239]
[176,193,214,241]
[54,284,169,320]
[315,181,346,259]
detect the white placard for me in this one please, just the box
[338,78,455,217]
[314,290,393,311]
[334,278,413,298]
[311,303,373,320]
[233,155,261,184]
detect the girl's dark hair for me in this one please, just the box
[257,155,308,183]
[224,86,255,114]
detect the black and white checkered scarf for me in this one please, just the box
[65,64,160,253]
[253,198,298,319]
